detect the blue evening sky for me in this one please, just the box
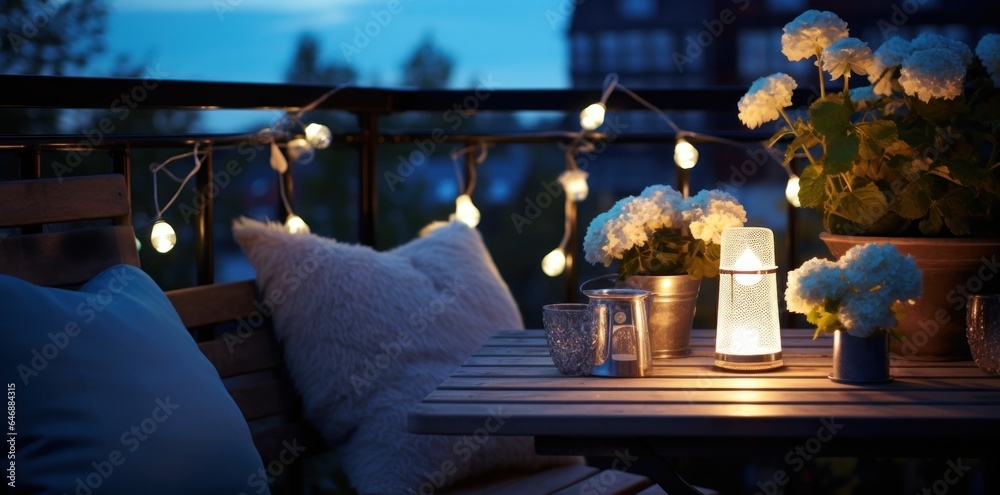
[98,0,570,89]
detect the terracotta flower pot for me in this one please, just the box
[820,232,1000,361]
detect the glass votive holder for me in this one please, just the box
[967,294,1000,375]
[542,303,595,376]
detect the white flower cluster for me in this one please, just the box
[868,33,973,102]
[822,37,873,80]
[683,189,748,245]
[582,186,745,267]
[976,33,1000,87]
[780,10,849,62]
[785,243,922,337]
[737,73,797,129]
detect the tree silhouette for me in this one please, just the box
[285,33,357,84]
[401,34,452,88]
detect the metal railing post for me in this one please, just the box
[358,112,378,247]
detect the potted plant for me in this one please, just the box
[738,10,1000,360]
[786,243,922,383]
[582,185,746,357]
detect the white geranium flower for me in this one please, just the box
[823,37,874,80]
[737,73,797,129]
[911,32,973,66]
[780,10,849,62]
[976,33,1000,87]
[869,36,913,96]
[899,48,966,103]
[849,85,878,108]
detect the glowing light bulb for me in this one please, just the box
[785,176,801,207]
[135,236,142,252]
[558,169,589,202]
[579,102,606,130]
[731,327,758,354]
[287,138,314,164]
[304,123,332,149]
[733,247,764,286]
[454,194,480,228]
[150,220,176,254]
[541,248,566,277]
[285,214,309,234]
[673,138,699,170]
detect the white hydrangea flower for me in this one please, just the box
[785,258,847,314]
[841,243,922,304]
[683,190,747,245]
[737,73,798,129]
[911,32,973,66]
[837,292,898,338]
[823,37,874,79]
[869,36,913,96]
[976,33,1000,87]
[780,10,849,62]
[899,48,966,103]
[639,184,685,229]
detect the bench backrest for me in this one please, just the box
[0,170,318,494]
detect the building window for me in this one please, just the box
[620,0,656,19]
[681,30,706,72]
[623,30,645,71]
[600,31,618,71]
[765,0,806,11]
[738,30,769,80]
[573,33,592,72]
[738,29,810,81]
[649,30,674,72]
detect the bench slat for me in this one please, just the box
[229,377,296,421]
[0,175,129,227]
[552,469,650,495]
[167,280,261,328]
[199,329,281,378]
[0,225,139,287]
[251,420,321,468]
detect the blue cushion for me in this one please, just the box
[1,265,268,495]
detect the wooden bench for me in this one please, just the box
[0,170,717,495]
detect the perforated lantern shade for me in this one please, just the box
[715,227,783,370]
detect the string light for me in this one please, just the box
[673,137,699,170]
[287,137,314,164]
[150,220,176,253]
[453,194,481,228]
[785,175,801,207]
[285,214,310,234]
[558,169,589,202]
[147,142,204,254]
[449,144,488,228]
[541,248,566,277]
[304,123,332,149]
[579,103,606,130]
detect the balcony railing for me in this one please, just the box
[0,74,810,318]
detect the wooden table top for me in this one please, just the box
[407,329,1000,458]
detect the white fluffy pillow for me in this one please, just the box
[232,218,577,494]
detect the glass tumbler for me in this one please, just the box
[542,303,595,376]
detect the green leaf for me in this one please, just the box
[797,164,826,208]
[824,133,861,173]
[918,206,944,235]
[767,128,796,148]
[855,120,898,161]
[835,182,889,227]
[939,159,986,186]
[890,175,933,220]
[810,100,853,138]
[937,187,974,236]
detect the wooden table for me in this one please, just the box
[408,329,1000,493]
